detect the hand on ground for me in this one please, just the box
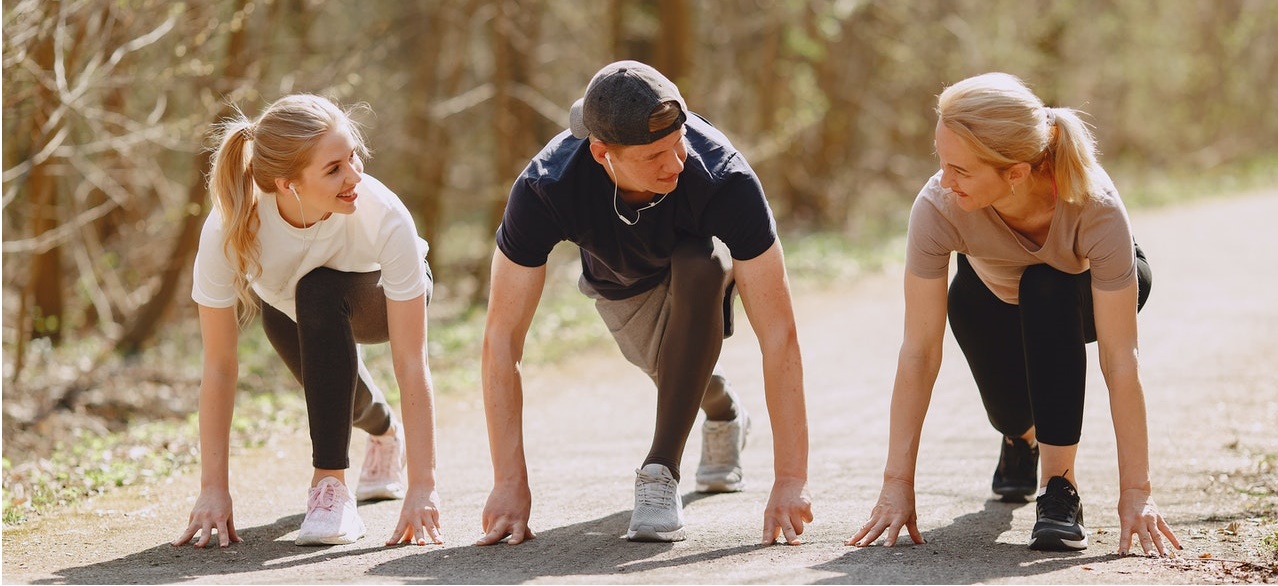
[1117,487,1181,556]
[846,478,923,547]
[762,477,814,545]
[476,484,536,545]
[172,488,242,548]
[387,486,444,546]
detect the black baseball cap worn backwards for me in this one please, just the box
[569,60,688,146]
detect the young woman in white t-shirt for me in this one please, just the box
[171,95,442,548]
[847,73,1180,556]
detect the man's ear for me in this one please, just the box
[589,140,611,166]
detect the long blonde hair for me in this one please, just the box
[937,72,1101,205]
[207,94,370,325]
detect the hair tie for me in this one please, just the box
[1044,107,1057,127]
[239,125,254,142]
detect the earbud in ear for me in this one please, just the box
[290,185,300,200]
[605,152,611,161]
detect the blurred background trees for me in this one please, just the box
[4,0,1277,382]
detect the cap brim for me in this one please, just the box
[569,98,589,139]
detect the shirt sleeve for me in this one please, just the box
[376,193,430,302]
[495,176,565,267]
[190,212,239,309]
[1079,193,1137,291]
[704,168,777,261]
[905,180,960,280]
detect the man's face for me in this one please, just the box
[607,127,688,197]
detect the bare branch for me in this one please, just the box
[430,83,495,120]
[510,82,568,129]
[1,199,118,255]
[1,126,69,184]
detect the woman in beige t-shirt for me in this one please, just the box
[847,73,1180,556]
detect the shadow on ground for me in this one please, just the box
[813,499,1100,584]
[35,494,1125,584]
[367,491,763,583]
[35,493,735,585]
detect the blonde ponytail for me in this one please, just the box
[208,115,263,326]
[1043,107,1102,205]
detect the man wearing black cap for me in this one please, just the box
[476,60,812,545]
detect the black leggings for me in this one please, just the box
[261,263,433,470]
[645,238,737,476]
[946,247,1150,446]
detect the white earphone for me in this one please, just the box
[289,184,300,201]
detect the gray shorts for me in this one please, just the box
[578,239,735,378]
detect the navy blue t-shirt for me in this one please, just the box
[496,113,777,300]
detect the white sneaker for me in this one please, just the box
[296,476,366,546]
[696,410,750,493]
[356,419,407,501]
[626,463,685,542]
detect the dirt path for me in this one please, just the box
[4,190,1277,584]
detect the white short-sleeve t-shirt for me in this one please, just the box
[905,168,1136,305]
[192,173,430,321]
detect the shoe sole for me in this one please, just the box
[295,528,366,546]
[992,485,1036,502]
[695,480,744,493]
[1028,530,1088,551]
[355,486,406,501]
[626,526,686,542]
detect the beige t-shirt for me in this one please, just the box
[905,169,1136,305]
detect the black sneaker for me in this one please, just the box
[1029,475,1088,551]
[992,436,1038,501]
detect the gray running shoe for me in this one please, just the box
[626,463,686,542]
[696,410,750,493]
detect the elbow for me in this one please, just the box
[758,320,800,357]
[1099,349,1140,387]
[898,340,942,372]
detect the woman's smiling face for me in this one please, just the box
[934,121,1011,212]
[282,126,364,225]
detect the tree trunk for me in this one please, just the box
[478,0,540,303]
[655,0,691,85]
[20,0,67,358]
[114,0,253,354]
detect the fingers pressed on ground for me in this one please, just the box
[885,524,902,547]
[907,521,925,544]
[1157,517,1183,550]
[782,522,799,545]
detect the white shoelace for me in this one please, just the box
[635,472,676,508]
[308,482,341,512]
[364,436,395,479]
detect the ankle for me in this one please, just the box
[312,470,345,487]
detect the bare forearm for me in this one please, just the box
[761,336,808,481]
[883,348,941,482]
[1104,363,1152,491]
[394,360,439,488]
[197,374,236,490]
[481,342,529,486]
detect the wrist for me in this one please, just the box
[1120,481,1153,493]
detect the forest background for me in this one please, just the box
[3,0,1278,528]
